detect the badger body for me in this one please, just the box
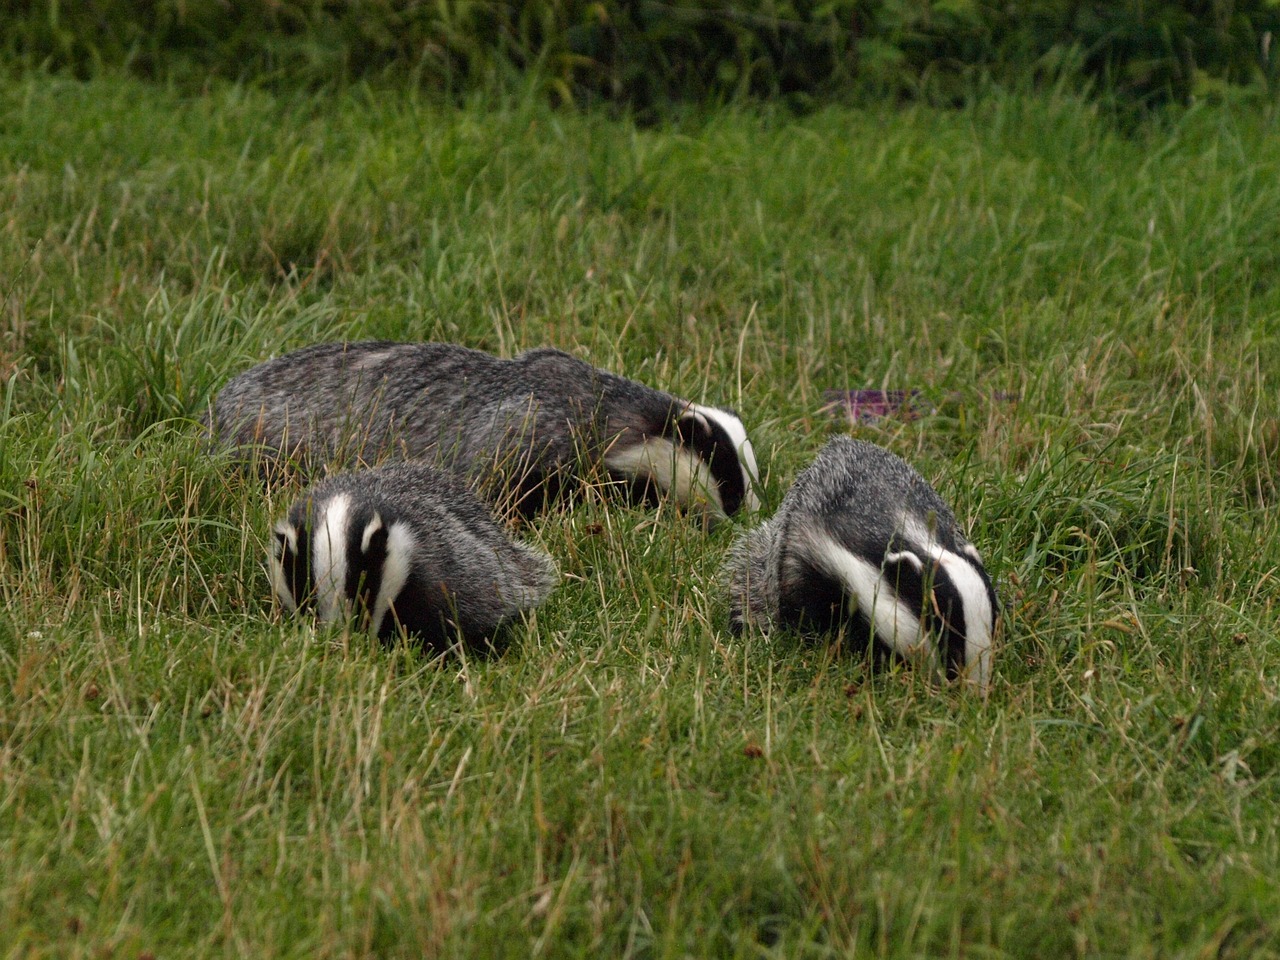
[269,462,558,649]
[210,341,760,521]
[721,437,997,691]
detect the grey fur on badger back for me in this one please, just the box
[270,461,558,649]
[210,341,760,522]
[721,437,997,692]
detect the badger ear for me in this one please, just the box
[272,520,296,558]
[882,550,929,619]
[360,512,389,558]
[883,550,924,574]
[673,409,716,459]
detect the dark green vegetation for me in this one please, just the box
[2,74,1280,956]
[7,1,1280,108]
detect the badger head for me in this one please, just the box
[875,507,998,691]
[604,402,761,523]
[793,513,997,693]
[268,492,415,639]
[879,540,998,692]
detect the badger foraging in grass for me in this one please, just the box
[269,461,558,649]
[721,436,997,692]
[209,341,761,523]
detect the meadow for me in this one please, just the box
[2,75,1280,957]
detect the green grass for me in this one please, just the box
[3,74,1280,957]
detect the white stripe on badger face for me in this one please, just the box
[313,492,353,624]
[939,555,995,693]
[370,521,413,637]
[897,514,995,693]
[604,437,726,518]
[268,519,299,612]
[807,532,930,663]
[688,403,762,513]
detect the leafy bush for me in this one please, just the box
[4,2,1280,106]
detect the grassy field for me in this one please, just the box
[2,74,1280,957]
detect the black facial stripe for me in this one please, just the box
[925,567,969,679]
[884,535,991,679]
[283,526,313,611]
[704,421,746,516]
[674,412,746,516]
[345,519,390,627]
[882,548,966,672]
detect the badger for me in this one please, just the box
[721,436,997,692]
[269,461,558,649]
[208,341,761,522]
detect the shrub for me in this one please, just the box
[4,1,1279,106]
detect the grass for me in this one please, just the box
[2,73,1280,957]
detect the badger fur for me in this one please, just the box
[269,461,558,648]
[721,436,997,692]
[209,341,761,522]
